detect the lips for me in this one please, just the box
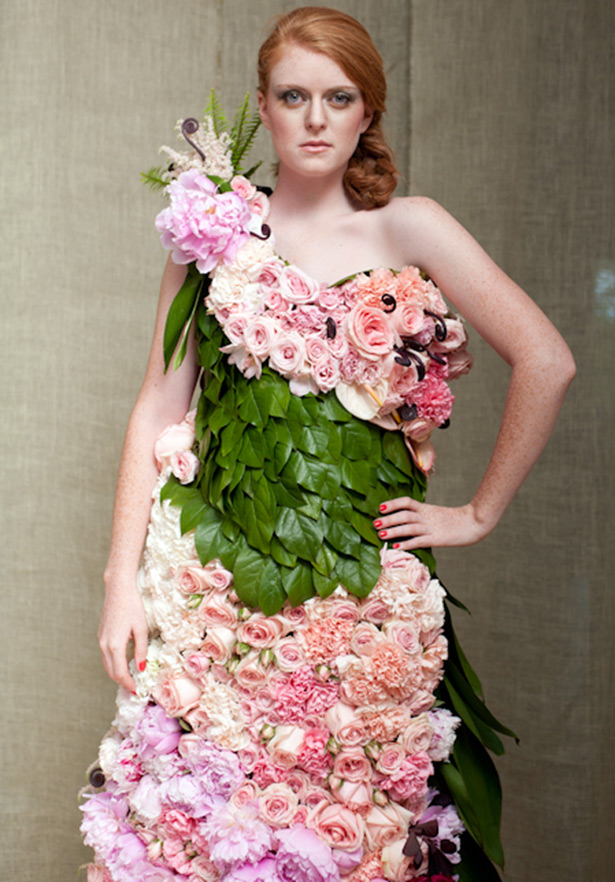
[299,140,332,153]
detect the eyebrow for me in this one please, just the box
[272,83,360,93]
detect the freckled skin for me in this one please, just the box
[97,44,575,691]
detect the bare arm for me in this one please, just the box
[98,256,200,691]
[376,198,576,548]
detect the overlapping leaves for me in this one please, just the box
[161,307,429,614]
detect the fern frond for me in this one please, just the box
[233,112,262,171]
[203,88,227,135]
[140,166,168,190]
[242,160,262,180]
[230,94,251,156]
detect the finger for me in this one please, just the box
[379,523,424,541]
[378,496,421,514]
[395,534,432,551]
[375,511,423,530]
[133,624,150,676]
[107,641,136,693]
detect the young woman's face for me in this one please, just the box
[258,44,373,180]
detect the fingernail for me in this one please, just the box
[138,661,146,672]
[392,543,400,549]
[373,520,382,528]
[379,530,387,538]
[379,504,387,512]
[131,690,137,696]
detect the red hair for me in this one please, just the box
[257,6,398,210]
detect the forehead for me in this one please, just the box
[267,44,357,89]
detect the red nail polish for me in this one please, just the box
[392,543,400,549]
[379,530,387,538]
[138,661,146,672]
[373,520,382,528]
[379,504,387,512]
[131,690,137,695]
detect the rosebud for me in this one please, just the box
[364,740,382,761]
[238,607,252,621]
[327,736,341,755]
[227,657,240,675]
[260,723,276,742]
[314,664,332,682]
[259,648,274,667]
[146,839,163,861]
[186,594,203,609]
[372,788,389,807]
[235,642,251,657]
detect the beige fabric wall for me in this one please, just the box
[1,1,612,880]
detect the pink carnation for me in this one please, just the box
[155,169,251,273]
[296,728,333,780]
[411,374,454,426]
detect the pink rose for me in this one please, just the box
[184,652,210,680]
[398,714,433,754]
[230,175,257,201]
[304,786,333,810]
[204,561,233,591]
[223,311,250,344]
[324,702,368,747]
[446,347,474,379]
[350,622,384,656]
[273,637,306,672]
[381,838,414,882]
[402,417,437,444]
[365,803,413,850]
[305,335,330,363]
[258,782,298,828]
[306,801,365,851]
[200,626,236,663]
[393,302,424,336]
[279,266,319,305]
[432,317,468,352]
[181,705,211,736]
[313,355,341,393]
[375,743,406,776]
[285,769,310,799]
[358,597,391,625]
[230,780,261,809]
[237,613,285,649]
[333,747,372,783]
[237,743,261,774]
[258,257,285,287]
[234,653,268,691]
[346,304,395,361]
[199,593,238,628]
[269,332,307,378]
[280,605,307,629]
[154,419,196,471]
[169,450,199,483]
[267,725,305,769]
[329,776,372,816]
[152,672,202,717]
[248,190,270,219]
[244,316,277,359]
[381,619,421,655]
[292,806,310,826]
[174,560,214,595]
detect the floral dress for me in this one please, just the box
[80,106,513,882]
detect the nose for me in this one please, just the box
[305,98,326,133]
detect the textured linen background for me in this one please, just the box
[1,1,612,879]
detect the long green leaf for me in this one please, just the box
[162,267,202,371]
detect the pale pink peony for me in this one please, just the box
[274,825,340,882]
[155,169,251,273]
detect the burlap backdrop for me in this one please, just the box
[1,1,612,879]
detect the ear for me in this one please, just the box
[257,90,271,131]
[360,107,374,134]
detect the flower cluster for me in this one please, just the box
[82,429,463,882]
[160,116,235,182]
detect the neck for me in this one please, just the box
[269,163,357,221]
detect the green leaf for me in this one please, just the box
[319,393,352,421]
[272,480,304,508]
[270,536,297,567]
[325,518,361,556]
[457,832,503,882]
[340,457,370,494]
[283,451,341,500]
[340,420,373,461]
[140,166,168,190]
[335,543,381,597]
[232,544,263,607]
[160,476,199,506]
[274,507,323,559]
[313,570,340,598]
[348,509,380,546]
[441,680,505,755]
[179,496,209,534]
[376,458,410,486]
[446,660,518,742]
[238,428,266,467]
[382,430,415,479]
[194,507,233,565]
[219,420,246,456]
[440,762,483,851]
[313,542,338,577]
[322,495,353,521]
[238,374,287,427]
[281,560,315,606]
[258,558,286,615]
[162,266,202,371]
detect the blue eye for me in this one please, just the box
[331,92,352,106]
[283,90,303,105]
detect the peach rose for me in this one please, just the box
[258,782,298,828]
[446,347,474,379]
[350,622,384,656]
[292,806,309,826]
[393,302,424,336]
[324,702,368,747]
[200,626,236,664]
[174,560,213,595]
[358,596,391,625]
[346,304,395,362]
[199,593,238,628]
[333,747,372,783]
[375,743,406,776]
[184,652,210,680]
[432,316,468,352]
[269,332,307,377]
[182,705,211,736]
[365,803,413,850]
[273,637,306,672]
[237,743,260,774]
[304,786,334,810]
[398,714,434,754]
[285,769,310,799]
[203,561,233,591]
[307,801,365,851]
[237,613,285,649]
[152,672,202,718]
[381,620,421,655]
[248,190,270,219]
[169,450,199,484]
[267,725,305,769]
[234,653,268,691]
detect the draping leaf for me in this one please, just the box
[335,543,381,597]
[456,832,503,882]
[220,420,246,457]
[446,660,518,742]
[274,507,323,559]
[238,428,266,467]
[348,509,380,546]
[441,680,505,755]
[281,561,314,606]
[283,451,340,500]
[162,266,202,371]
[160,476,199,506]
[440,763,483,854]
[450,727,504,867]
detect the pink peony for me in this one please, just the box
[222,857,280,882]
[275,825,340,882]
[155,169,251,273]
[134,703,182,761]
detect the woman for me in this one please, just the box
[85,7,575,882]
